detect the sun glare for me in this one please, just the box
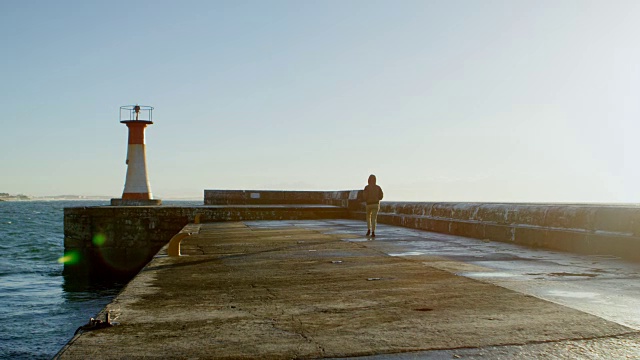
[57,250,81,265]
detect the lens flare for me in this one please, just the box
[58,250,81,265]
[92,233,107,246]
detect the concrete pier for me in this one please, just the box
[63,191,640,282]
[59,190,640,357]
[56,220,640,358]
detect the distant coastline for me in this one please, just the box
[0,194,200,202]
[0,194,31,201]
[0,194,112,202]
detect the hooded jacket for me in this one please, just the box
[363,175,383,205]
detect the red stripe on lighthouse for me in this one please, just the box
[126,122,147,144]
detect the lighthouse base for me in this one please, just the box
[111,198,163,206]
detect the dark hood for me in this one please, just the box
[368,175,376,186]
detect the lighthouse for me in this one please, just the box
[111,105,162,206]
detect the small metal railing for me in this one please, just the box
[119,105,154,122]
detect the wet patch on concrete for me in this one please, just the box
[462,272,519,279]
[547,290,600,299]
[328,220,640,333]
[413,307,434,312]
[548,272,598,278]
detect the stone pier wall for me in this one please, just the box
[204,189,361,207]
[64,190,640,279]
[350,202,640,261]
[64,206,197,278]
[64,190,357,278]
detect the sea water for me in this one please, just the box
[0,200,196,359]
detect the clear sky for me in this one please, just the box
[2,0,640,202]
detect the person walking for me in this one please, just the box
[363,174,383,237]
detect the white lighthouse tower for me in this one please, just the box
[111,105,162,206]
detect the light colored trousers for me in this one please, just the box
[366,204,380,231]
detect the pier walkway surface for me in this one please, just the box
[57,220,640,359]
